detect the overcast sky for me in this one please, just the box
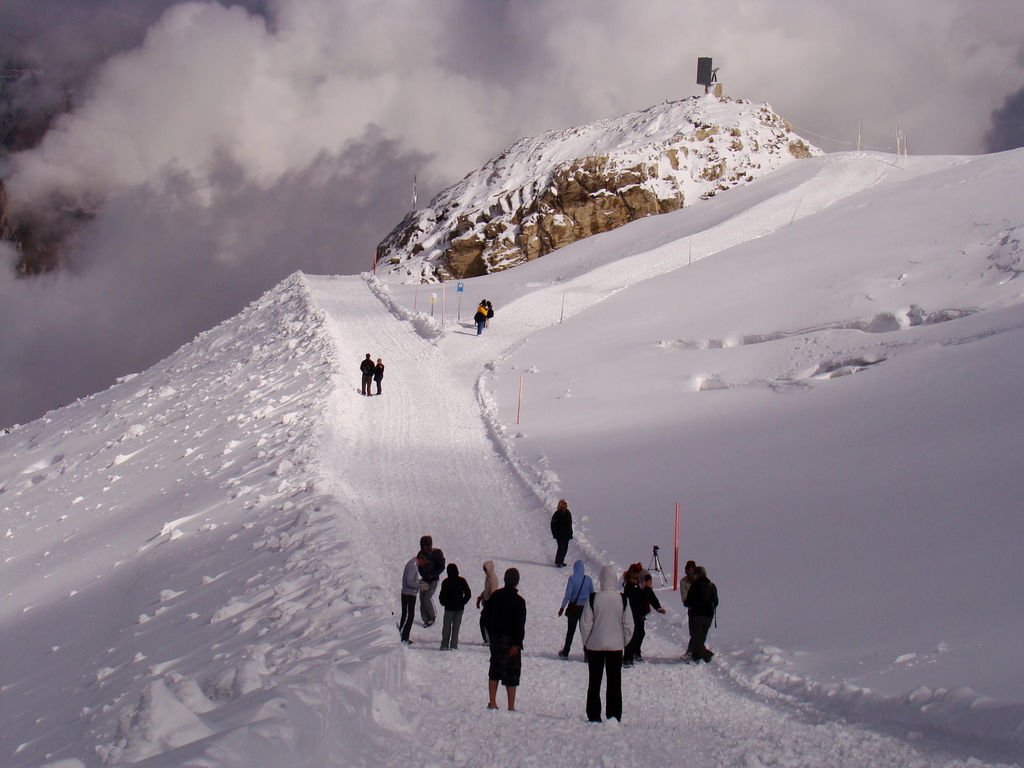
[2,0,1023,426]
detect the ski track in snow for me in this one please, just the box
[301,253,1016,767]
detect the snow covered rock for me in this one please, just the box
[377,95,820,281]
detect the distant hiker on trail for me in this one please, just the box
[359,353,375,396]
[417,535,446,627]
[623,570,665,665]
[485,567,527,712]
[476,560,499,646]
[683,565,719,663]
[550,498,573,567]
[400,554,427,644]
[474,302,489,336]
[580,564,633,723]
[679,560,696,604]
[373,358,385,395]
[483,299,494,327]
[439,563,473,651]
[558,559,594,660]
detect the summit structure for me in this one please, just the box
[377,95,820,281]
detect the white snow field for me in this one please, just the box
[2,147,1024,767]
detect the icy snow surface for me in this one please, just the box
[2,148,1024,767]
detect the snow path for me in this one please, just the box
[302,275,1014,768]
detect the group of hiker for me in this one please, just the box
[398,499,719,723]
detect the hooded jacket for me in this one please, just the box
[580,565,634,651]
[478,560,499,604]
[439,563,472,610]
[560,560,594,610]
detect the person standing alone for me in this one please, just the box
[550,499,573,567]
[359,353,375,396]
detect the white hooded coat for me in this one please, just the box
[580,565,634,651]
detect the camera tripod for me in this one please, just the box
[648,545,667,586]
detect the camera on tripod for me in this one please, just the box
[648,545,666,585]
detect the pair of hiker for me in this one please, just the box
[358,353,385,396]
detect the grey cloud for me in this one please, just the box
[0,129,430,427]
[985,87,1024,152]
[3,0,1024,426]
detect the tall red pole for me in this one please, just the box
[673,502,681,590]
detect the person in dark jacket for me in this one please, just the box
[485,568,527,711]
[623,570,665,665]
[439,563,473,650]
[683,565,719,663]
[359,353,375,396]
[373,358,385,395]
[417,535,446,626]
[550,499,573,567]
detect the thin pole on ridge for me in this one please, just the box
[673,502,681,590]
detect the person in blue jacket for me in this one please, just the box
[557,560,594,659]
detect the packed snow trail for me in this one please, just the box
[302,275,1016,768]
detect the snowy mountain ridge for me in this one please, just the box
[3,140,1024,767]
[377,95,820,281]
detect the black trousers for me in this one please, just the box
[554,537,570,565]
[399,593,416,641]
[586,650,623,722]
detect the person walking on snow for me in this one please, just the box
[476,560,500,645]
[550,499,573,567]
[485,568,527,711]
[417,535,446,626]
[439,563,473,650]
[623,570,665,665]
[373,358,385,395]
[683,565,719,663]
[399,554,426,644]
[474,302,489,336]
[359,353,375,396]
[581,564,633,723]
[558,559,594,659]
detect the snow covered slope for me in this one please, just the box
[2,145,1024,768]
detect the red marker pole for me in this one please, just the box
[673,502,681,590]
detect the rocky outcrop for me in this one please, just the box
[377,95,820,282]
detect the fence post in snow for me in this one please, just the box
[516,375,524,425]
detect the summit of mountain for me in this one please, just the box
[376,94,820,281]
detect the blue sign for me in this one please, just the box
[457,282,465,293]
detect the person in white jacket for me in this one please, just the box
[580,564,634,723]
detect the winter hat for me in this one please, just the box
[504,567,520,587]
[420,535,433,550]
[447,563,459,577]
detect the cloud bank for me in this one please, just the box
[2,0,1023,425]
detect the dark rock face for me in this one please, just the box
[377,96,820,282]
